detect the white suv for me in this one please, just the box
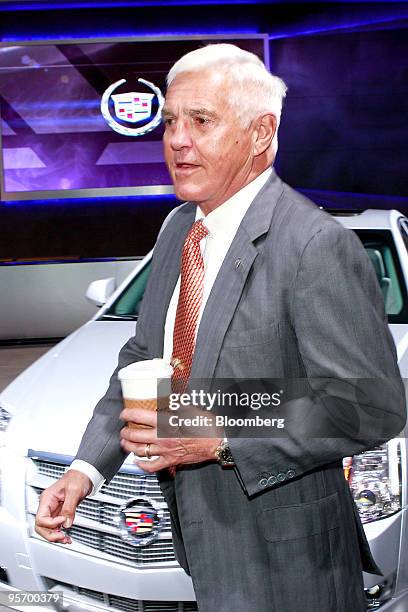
[0,209,408,612]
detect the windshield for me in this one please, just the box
[355,229,408,324]
[100,261,151,320]
[99,229,408,324]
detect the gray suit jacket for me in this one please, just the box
[76,170,406,612]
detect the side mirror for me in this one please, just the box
[86,277,116,307]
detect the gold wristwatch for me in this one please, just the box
[215,440,235,467]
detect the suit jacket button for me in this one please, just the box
[259,478,268,488]
[286,469,296,479]
[277,472,286,482]
[267,475,277,486]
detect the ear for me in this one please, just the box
[253,113,277,157]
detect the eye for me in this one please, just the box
[163,116,175,127]
[195,116,210,126]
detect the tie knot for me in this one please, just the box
[188,220,208,244]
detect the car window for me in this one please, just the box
[398,218,408,253]
[355,229,408,323]
[101,261,152,319]
[99,229,408,323]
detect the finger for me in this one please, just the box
[43,529,72,544]
[120,407,157,428]
[60,491,81,528]
[122,442,158,457]
[121,438,161,456]
[35,523,72,544]
[136,456,169,473]
[60,472,92,528]
[120,426,157,443]
[54,528,72,545]
[120,438,142,454]
[35,514,66,530]
[38,490,64,520]
[134,442,161,459]
[60,508,75,529]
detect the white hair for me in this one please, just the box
[167,43,287,153]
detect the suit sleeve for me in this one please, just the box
[73,282,151,481]
[229,223,406,497]
[73,207,183,481]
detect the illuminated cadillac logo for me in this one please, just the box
[112,91,154,123]
[116,497,164,547]
[101,78,164,137]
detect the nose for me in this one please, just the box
[168,118,193,151]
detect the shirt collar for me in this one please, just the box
[194,167,272,238]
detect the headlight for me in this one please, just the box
[0,405,12,434]
[343,439,402,524]
[0,404,12,453]
[0,405,12,505]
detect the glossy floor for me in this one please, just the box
[0,344,53,392]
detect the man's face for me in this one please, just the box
[163,70,256,213]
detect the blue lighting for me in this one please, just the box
[2,193,179,207]
[300,189,408,205]
[0,0,271,10]
[0,101,101,111]
[268,13,408,40]
[1,256,128,265]
[297,189,408,215]
[2,0,408,10]
[2,29,259,42]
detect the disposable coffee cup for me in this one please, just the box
[118,358,173,462]
[118,358,173,430]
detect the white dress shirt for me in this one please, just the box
[70,168,272,494]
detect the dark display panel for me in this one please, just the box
[0,35,268,200]
[274,27,408,197]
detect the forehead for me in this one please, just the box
[164,70,231,112]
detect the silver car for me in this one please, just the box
[0,208,408,611]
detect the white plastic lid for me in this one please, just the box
[118,358,173,381]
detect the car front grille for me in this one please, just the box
[33,459,165,502]
[29,458,176,567]
[45,579,198,612]
[100,472,165,502]
[68,524,176,564]
[34,459,66,480]
[33,490,172,533]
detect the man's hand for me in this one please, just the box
[120,407,222,473]
[35,469,92,544]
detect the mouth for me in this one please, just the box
[174,163,200,176]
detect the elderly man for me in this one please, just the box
[36,44,405,611]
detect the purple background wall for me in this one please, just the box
[1,1,407,259]
[274,27,407,205]
[0,38,265,197]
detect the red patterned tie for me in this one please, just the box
[171,219,208,391]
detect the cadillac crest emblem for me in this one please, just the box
[101,78,164,137]
[116,497,164,547]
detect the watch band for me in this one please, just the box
[215,440,235,467]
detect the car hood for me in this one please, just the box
[1,320,136,458]
[2,321,407,458]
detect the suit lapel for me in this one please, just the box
[191,231,258,379]
[149,203,196,356]
[191,169,284,380]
